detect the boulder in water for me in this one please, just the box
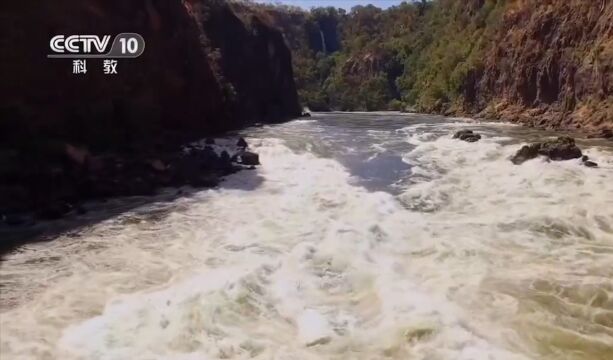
[581,155,598,167]
[511,144,541,165]
[538,136,582,160]
[511,136,583,165]
[237,137,248,149]
[238,151,260,166]
[453,130,481,142]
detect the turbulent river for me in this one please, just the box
[1,113,613,359]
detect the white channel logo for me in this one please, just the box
[50,35,111,54]
[48,33,145,59]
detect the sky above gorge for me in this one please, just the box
[253,0,406,10]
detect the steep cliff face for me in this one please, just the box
[2,0,219,151]
[0,0,299,215]
[0,0,299,149]
[468,0,613,133]
[195,1,301,124]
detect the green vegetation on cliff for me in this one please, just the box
[244,0,507,112]
[241,0,612,133]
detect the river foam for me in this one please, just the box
[1,114,612,359]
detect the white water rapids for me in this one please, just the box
[1,113,612,359]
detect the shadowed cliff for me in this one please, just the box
[0,0,300,222]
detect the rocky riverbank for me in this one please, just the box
[0,137,259,226]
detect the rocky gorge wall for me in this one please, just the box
[0,0,300,217]
[464,0,613,134]
[1,0,300,148]
[248,0,612,135]
[197,1,301,124]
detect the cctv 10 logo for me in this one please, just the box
[48,33,145,58]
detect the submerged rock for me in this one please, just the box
[583,160,598,168]
[581,155,598,167]
[453,130,481,142]
[512,136,583,165]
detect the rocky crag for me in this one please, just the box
[0,0,300,222]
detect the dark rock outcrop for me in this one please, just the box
[453,130,482,143]
[1,0,300,141]
[537,137,583,161]
[198,1,301,124]
[511,136,583,165]
[237,151,261,166]
[511,144,541,165]
[237,138,249,149]
[0,138,259,224]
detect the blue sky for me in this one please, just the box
[254,0,406,10]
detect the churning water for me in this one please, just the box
[1,113,612,359]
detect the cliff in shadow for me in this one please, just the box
[0,0,300,218]
[199,2,301,123]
